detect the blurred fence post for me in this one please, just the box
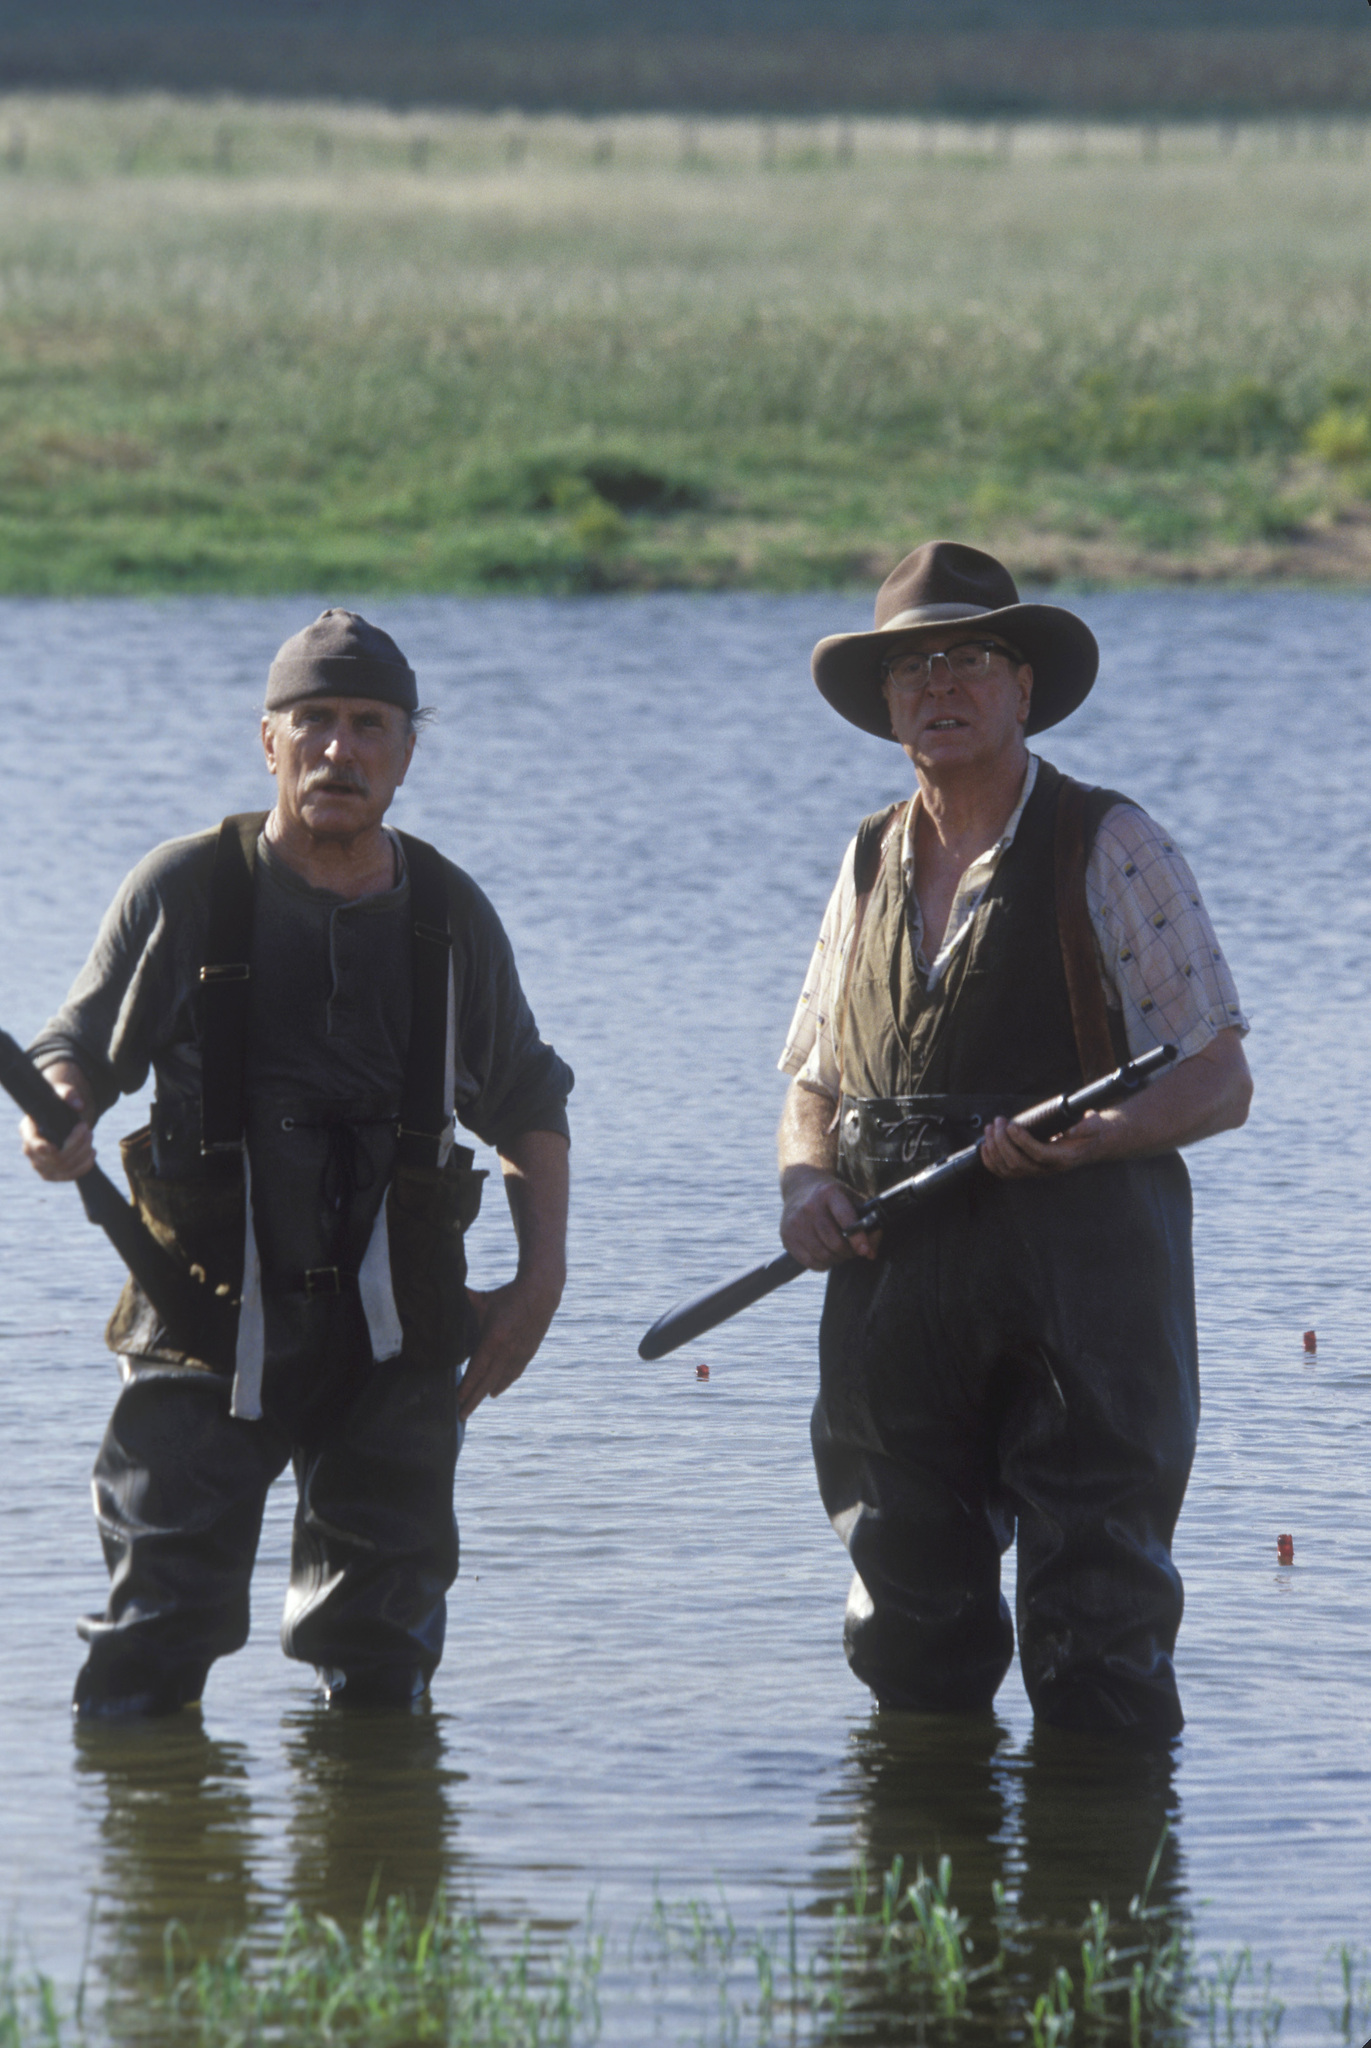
[214,125,232,173]
[835,120,854,165]
[592,128,613,165]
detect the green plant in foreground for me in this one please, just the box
[160,1892,603,2047]
[1325,1941,1371,2043]
[1,1947,71,2048]
[0,1852,1336,2047]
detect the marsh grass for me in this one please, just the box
[159,1894,603,2047]
[0,1848,1347,2046]
[1,1894,603,2048]
[1,95,1370,591]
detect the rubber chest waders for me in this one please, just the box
[815,763,1200,1740]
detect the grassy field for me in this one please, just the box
[2,93,1371,593]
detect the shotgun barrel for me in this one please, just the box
[638,1044,1176,1361]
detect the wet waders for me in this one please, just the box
[816,763,1200,1740]
[76,1357,462,1715]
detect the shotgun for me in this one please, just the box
[0,1029,238,1366]
[638,1044,1176,1360]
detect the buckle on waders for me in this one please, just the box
[303,1266,342,1297]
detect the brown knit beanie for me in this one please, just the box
[265,609,418,712]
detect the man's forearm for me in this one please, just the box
[777,1080,879,1269]
[1100,1026,1252,1157]
[497,1128,570,1297]
[982,1027,1252,1179]
[777,1079,840,1188]
[458,1128,569,1419]
[33,1059,95,1118]
[19,1058,99,1181]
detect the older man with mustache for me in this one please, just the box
[20,611,572,1717]
[778,542,1250,1741]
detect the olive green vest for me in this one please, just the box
[839,758,1131,1103]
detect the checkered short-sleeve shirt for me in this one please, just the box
[778,758,1247,1099]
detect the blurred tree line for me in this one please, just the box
[0,0,1366,112]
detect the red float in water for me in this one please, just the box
[1303,1330,1317,1353]
[1277,1533,1294,1564]
[696,1362,710,1380]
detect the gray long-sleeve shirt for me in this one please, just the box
[32,824,573,1416]
[32,825,572,1152]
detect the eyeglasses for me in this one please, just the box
[881,641,1021,690]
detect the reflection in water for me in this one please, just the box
[815,1710,1185,2021]
[283,1703,468,1927]
[75,1702,468,2022]
[1013,1723,1183,1934]
[74,1713,260,1997]
[828,1711,1017,1921]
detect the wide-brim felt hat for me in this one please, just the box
[811,540,1098,740]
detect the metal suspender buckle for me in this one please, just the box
[303,1266,342,1297]
[199,963,251,982]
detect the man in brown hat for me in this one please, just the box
[778,541,1250,1740]
[20,609,573,1717]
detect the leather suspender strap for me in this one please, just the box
[853,801,902,901]
[393,830,452,1170]
[1053,774,1116,1083]
[834,799,907,1091]
[199,813,266,1154]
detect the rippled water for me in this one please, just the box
[1,589,1369,2040]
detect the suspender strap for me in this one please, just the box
[199,816,451,1164]
[836,800,906,1062]
[1053,775,1116,1084]
[199,813,266,1154]
[853,800,902,901]
[393,830,452,1170]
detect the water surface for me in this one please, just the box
[1,590,1367,2038]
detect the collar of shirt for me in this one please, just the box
[901,753,1039,987]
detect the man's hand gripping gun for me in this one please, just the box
[638,1043,1176,1361]
[0,1029,238,1366]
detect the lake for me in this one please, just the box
[0,588,1367,2042]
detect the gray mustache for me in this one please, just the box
[305,771,368,796]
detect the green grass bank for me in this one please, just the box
[2,94,1371,594]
